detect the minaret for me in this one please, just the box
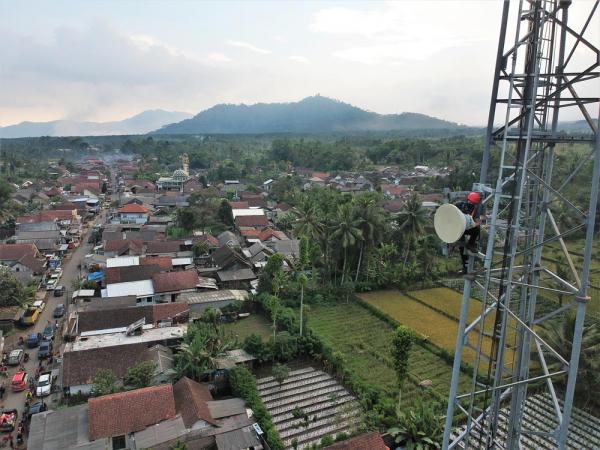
[181,153,189,176]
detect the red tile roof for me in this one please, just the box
[235,215,269,228]
[324,432,388,450]
[152,270,199,293]
[152,303,190,323]
[240,229,261,238]
[146,240,183,254]
[195,234,219,247]
[0,243,39,261]
[17,210,76,224]
[258,228,287,241]
[140,256,173,271]
[118,203,150,214]
[229,201,249,209]
[88,385,177,440]
[173,377,216,427]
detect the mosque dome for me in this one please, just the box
[173,169,188,179]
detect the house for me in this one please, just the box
[234,215,269,230]
[73,303,189,334]
[152,270,200,303]
[217,231,239,248]
[181,290,248,316]
[273,239,300,262]
[216,268,257,290]
[88,385,178,441]
[29,379,261,450]
[14,221,64,252]
[117,203,150,225]
[262,179,274,192]
[62,343,173,396]
[211,245,252,272]
[0,243,45,281]
[103,239,144,257]
[173,377,218,430]
[146,240,190,257]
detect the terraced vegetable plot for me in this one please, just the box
[358,290,514,366]
[223,314,272,341]
[308,303,472,399]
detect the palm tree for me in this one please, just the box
[352,195,386,283]
[292,199,324,241]
[331,203,363,285]
[174,323,234,381]
[397,192,427,266]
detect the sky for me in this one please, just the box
[0,1,597,127]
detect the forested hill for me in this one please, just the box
[153,96,465,134]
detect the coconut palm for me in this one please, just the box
[331,203,363,285]
[397,192,427,266]
[352,195,387,282]
[173,323,234,381]
[292,199,325,241]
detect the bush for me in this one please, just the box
[229,366,284,450]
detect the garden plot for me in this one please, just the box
[257,367,361,449]
[308,303,473,400]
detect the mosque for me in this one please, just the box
[156,153,191,191]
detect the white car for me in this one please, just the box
[36,372,52,397]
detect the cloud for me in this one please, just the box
[226,39,271,54]
[207,52,232,63]
[289,55,310,64]
[0,20,237,123]
[311,2,493,65]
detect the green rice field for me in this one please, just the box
[307,302,473,400]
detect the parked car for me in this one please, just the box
[21,307,41,326]
[38,340,53,360]
[11,371,28,392]
[7,349,24,366]
[45,278,58,290]
[26,401,47,421]
[0,409,18,432]
[26,333,42,348]
[32,300,46,312]
[36,372,52,397]
[53,304,65,318]
[53,285,65,297]
[42,324,55,341]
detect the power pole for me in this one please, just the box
[444,1,600,448]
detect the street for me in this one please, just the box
[0,213,102,446]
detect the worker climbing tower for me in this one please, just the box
[443,1,599,448]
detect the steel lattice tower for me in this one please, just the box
[443,0,599,448]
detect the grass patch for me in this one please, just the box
[224,314,272,341]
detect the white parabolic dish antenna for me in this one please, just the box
[434,204,467,243]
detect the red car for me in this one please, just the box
[11,372,28,392]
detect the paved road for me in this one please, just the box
[0,213,103,437]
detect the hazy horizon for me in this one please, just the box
[1,1,597,128]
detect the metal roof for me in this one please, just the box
[104,279,154,298]
[106,256,139,268]
[207,398,246,419]
[180,290,248,305]
[66,325,187,352]
[231,208,265,218]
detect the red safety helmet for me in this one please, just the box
[467,192,481,204]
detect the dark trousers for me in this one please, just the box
[459,227,480,269]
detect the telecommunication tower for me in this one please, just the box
[443,0,599,448]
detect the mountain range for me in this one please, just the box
[154,96,464,134]
[0,110,193,138]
